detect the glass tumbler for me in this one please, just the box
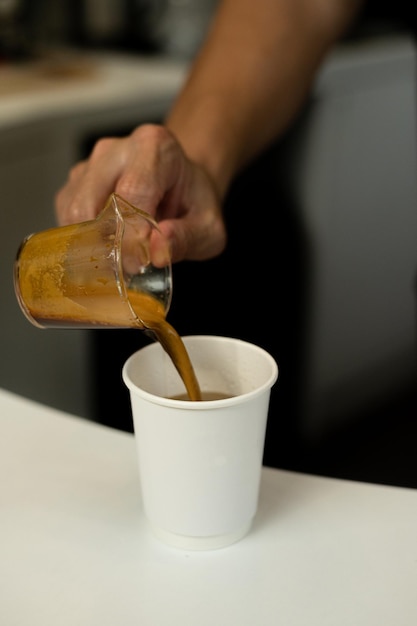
[14,193,172,329]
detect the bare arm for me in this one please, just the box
[166,0,364,199]
[55,0,363,262]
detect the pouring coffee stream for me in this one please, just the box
[14,193,202,402]
[126,289,202,401]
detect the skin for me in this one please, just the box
[55,0,363,264]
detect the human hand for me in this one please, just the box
[55,124,227,263]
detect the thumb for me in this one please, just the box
[158,214,227,264]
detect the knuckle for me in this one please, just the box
[90,136,118,159]
[68,161,85,181]
[131,124,176,149]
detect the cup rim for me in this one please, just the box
[122,334,278,409]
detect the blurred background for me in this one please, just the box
[1,1,416,486]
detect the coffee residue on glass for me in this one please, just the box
[16,224,202,401]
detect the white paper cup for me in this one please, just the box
[122,335,278,550]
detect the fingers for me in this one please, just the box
[158,213,226,263]
[55,125,182,226]
[54,123,227,264]
[55,136,128,225]
[114,125,183,218]
[158,171,227,262]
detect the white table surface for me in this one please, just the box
[1,386,416,626]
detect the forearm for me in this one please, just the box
[165,0,363,199]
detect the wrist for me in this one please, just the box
[165,97,241,202]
